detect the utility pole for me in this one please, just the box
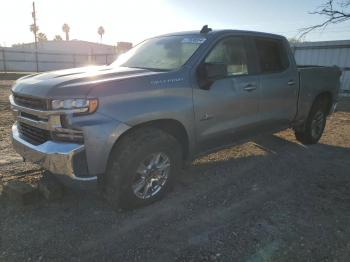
[32,1,39,72]
[32,2,38,45]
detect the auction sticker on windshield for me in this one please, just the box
[181,37,206,44]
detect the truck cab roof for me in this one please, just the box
[158,29,286,40]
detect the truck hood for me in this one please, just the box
[11,66,160,98]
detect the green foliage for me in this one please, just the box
[53,35,63,41]
[37,32,48,42]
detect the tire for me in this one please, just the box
[103,127,182,209]
[294,98,328,145]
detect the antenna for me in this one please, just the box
[200,25,212,34]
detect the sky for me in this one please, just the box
[1,0,350,47]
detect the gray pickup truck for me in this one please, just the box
[10,26,341,208]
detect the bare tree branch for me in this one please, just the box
[298,0,350,39]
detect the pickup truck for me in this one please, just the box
[10,26,341,208]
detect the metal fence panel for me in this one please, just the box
[0,47,117,72]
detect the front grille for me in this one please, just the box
[18,122,50,145]
[20,112,43,121]
[13,93,48,110]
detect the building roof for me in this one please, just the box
[295,40,350,49]
[11,40,116,55]
[15,39,114,48]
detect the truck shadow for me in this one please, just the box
[179,133,350,185]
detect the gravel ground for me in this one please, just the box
[1,80,350,262]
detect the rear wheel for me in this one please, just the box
[294,98,328,145]
[104,127,182,209]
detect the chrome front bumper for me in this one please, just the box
[11,124,97,181]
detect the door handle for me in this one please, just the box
[288,80,296,86]
[243,84,257,92]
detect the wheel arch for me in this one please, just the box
[293,90,333,132]
[109,119,190,163]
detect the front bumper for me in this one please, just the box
[11,123,97,181]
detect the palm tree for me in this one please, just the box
[62,23,70,41]
[37,32,47,42]
[98,26,105,42]
[53,35,63,41]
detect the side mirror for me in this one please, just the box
[197,62,227,90]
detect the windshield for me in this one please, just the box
[112,35,206,71]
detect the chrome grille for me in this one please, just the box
[13,93,48,110]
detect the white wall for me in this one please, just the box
[0,40,117,72]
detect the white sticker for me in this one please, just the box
[181,37,206,44]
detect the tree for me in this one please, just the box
[98,26,105,42]
[53,35,63,41]
[37,32,48,42]
[288,37,303,45]
[62,23,70,41]
[300,0,350,38]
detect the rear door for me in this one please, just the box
[253,37,299,127]
[193,36,260,152]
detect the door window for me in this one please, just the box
[254,38,289,74]
[205,37,248,76]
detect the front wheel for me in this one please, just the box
[294,99,327,145]
[104,127,182,209]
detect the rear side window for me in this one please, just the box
[255,38,289,74]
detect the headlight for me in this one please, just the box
[51,98,98,114]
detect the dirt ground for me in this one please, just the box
[1,80,350,262]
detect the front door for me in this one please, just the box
[193,36,260,152]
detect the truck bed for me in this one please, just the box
[296,65,341,122]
